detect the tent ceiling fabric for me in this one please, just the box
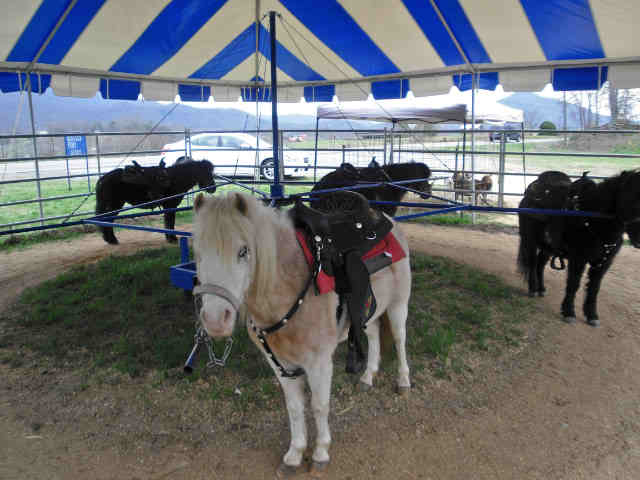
[0,0,638,100]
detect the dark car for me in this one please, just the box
[489,122,522,142]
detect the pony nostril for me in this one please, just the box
[223,309,233,326]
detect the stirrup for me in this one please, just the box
[550,255,566,270]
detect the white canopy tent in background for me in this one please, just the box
[316,96,523,124]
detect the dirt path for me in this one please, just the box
[1,224,640,479]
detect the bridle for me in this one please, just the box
[192,277,311,378]
[190,283,241,367]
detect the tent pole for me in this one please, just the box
[471,73,476,223]
[26,75,44,226]
[313,116,319,183]
[268,11,282,198]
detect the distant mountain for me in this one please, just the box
[499,92,609,129]
[0,91,384,135]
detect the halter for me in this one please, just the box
[190,283,241,368]
[192,272,314,378]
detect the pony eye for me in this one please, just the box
[238,246,249,260]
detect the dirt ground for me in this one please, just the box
[1,223,640,480]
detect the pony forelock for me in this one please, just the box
[193,192,282,303]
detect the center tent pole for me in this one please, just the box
[268,11,283,198]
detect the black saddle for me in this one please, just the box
[291,190,393,375]
[122,161,171,189]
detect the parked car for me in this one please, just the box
[161,132,310,180]
[489,122,522,143]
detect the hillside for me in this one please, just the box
[0,91,382,135]
[499,92,609,129]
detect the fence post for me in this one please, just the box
[65,155,71,191]
[499,135,505,207]
[26,77,44,226]
[95,134,101,177]
[341,144,345,165]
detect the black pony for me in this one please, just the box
[518,170,640,326]
[311,160,431,216]
[95,159,215,244]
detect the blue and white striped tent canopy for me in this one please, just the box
[1,0,638,102]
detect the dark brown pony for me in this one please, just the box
[311,161,431,216]
[518,170,640,326]
[95,159,215,244]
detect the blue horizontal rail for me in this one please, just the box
[84,219,192,237]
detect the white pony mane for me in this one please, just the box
[193,192,288,303]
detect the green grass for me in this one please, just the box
[2,247,532,389]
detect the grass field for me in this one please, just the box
[1,247,534,398]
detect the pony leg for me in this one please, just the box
[535,250,551,296]
[163,210,177,243]
[305,356,333,469]
[276,375,307,469]
[583,264,610,326]
[387,302,411,391]
[359,316,381,388]
[561,257,587,322]
[96,200,123,245]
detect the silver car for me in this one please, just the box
[161,132,310,180]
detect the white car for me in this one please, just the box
[161,132,310,180]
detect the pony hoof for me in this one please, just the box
[396,385,411,396]
[537,291,545,297]
[276,462,303,479]
[562,316,577,324]
[587,318,600,327]
[309,460,330,477]
[358,381,372,392]
[528,291,537,298]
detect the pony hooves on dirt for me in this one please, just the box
[275,462,304,479]
[562,316,577,324]
[358,381,372,392]
[396,385,411,396]
[309,460,330,477]
[587,318,601,327]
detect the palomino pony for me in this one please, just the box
[312,161,431,216]
[95,159,215,244]
[518,170,640,325]
[192,191,411,475]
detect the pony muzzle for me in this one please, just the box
[193,283,242,338]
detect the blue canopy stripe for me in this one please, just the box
[0,0,638,97]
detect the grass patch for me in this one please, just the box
[3,246,532,393]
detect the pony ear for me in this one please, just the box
[234,193,248,216]
[194,193,206,212]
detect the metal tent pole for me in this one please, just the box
[26,75,44,226]
[471,74,476,223]
[313,116,319,183]
[268,11,282,198]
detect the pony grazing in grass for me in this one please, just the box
[518,170,640,326]
[95,159,215,244]
[192,191,411,476]
[312,161,431,216]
